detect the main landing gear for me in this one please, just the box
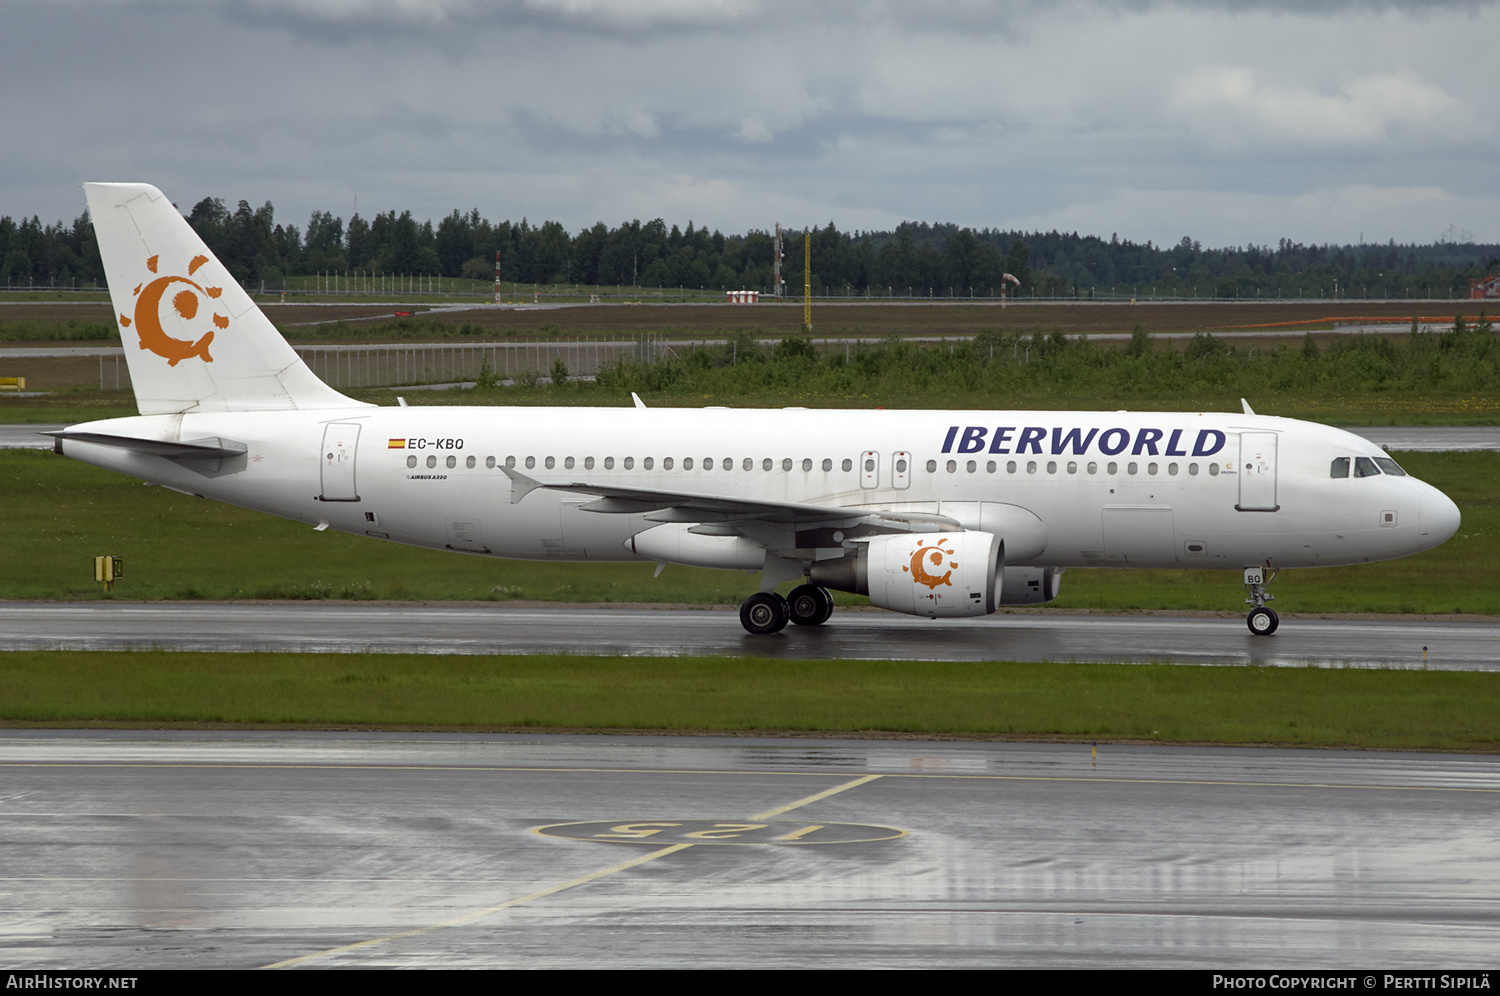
[1244,565,1279,636]
[787,584,835,626]
[739,584,834,634]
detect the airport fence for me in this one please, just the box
[96,334,671,392]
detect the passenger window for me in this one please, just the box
[663,457,673,470]
[406,455,417,468]
[1374,457,1407,477]
[1188,463,1198,476]
[564,456,574,469]
[802,458,813,471]
[745,458,754,471]
[1087,462,1097,474]
[466,455,476,469]
[946,460,957,473]
[1107,462,1118,475]
[1046,461,1057,474]
[1127,462,1138,475]
[684,457,694,470]
[1026,461,1037,474]
[1354,457,1381,478]
[763,458,773,471]
[604,456,614,469]
[822,458,833,471]
[623,457,634,469]
[1147,462,1157,475]
[1007,461,1017,474]
[643,457,654,470]
[842,458,853,472]
[447,455,457,469]
[986,461,996,473]
[966,460,977,473]
[926,459,937,473]
[1208,463,1219,476]
[1167,462,1177,475]
[544,456,555,469]
[1330,457,1350,478]
[485,456,496,469]
[584,456,595,470]
[505,455,516,468]
[782,458,793,471]
[1067,461,1077,474]
[427,455,437,469]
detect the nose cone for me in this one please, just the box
[1419,486,1461,548]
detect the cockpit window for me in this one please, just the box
[1353,456,1381,478]
[1374,457,1407,477]
[1330,457,1350,478]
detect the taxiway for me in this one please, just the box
[1,730,1495,969]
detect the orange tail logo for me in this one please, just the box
[119,253,225,366]
[904,538,957,589]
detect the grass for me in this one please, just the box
[0,449,1495,613]
[0,448,760,604]
[1,651,1494,750]
[5,313,1500,425]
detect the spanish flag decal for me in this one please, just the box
[388,438,405,449]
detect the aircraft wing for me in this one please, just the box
[500,466,959,531]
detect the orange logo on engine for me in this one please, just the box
[903,537,957,589]
[117,253,225,366]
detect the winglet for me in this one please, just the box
[632,392,647,409]
[1241,398,1255,416]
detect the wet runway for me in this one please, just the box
[1348,426,1500,452]
[1,730,1495,969]
[6,601,1498,670]
[0,424,64,448]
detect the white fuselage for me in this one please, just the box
[60,405,1460,572]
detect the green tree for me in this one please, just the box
[1128,324,1151,357]
[1003,239,1032,289]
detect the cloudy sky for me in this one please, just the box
[4,0,1497,248]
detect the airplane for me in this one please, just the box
[52,182,1461,636]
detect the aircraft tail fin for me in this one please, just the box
[83,182,367,415]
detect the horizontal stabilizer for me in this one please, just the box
[47,430,247,460]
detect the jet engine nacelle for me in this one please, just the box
[810,531,1003,618]
[999,566,1063,605]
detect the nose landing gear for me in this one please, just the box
[1244,565,1279,635]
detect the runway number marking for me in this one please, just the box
[535,819,906,845]
[262,772,886,970]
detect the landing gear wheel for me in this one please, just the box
[1247,606,1279,636]
[787,584,834,626]
[740,592,790,634]
[1243,566,1279,636]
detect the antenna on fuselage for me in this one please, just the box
[1241,398,1256,416]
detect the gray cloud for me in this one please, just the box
[4,0,1498,245]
